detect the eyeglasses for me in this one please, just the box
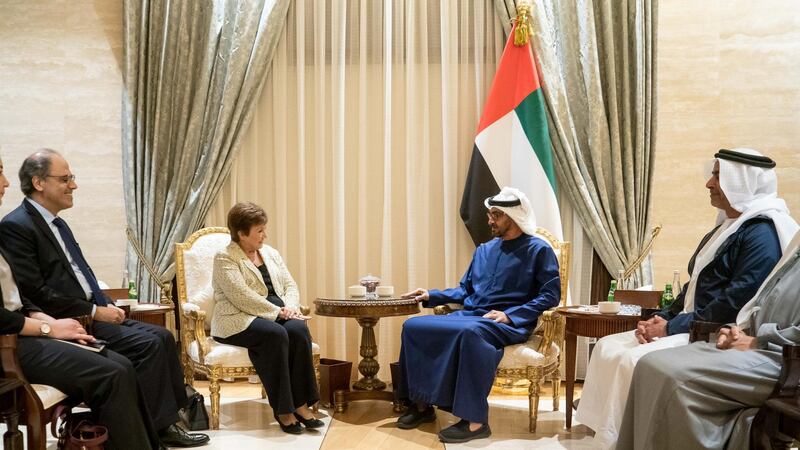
[487,210,506,221]
[45,174,76,183]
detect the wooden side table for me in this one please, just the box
[314,296,420,412]
[103,289,176,338]
[554,306,642,428]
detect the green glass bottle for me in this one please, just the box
[607,280,618,302]
[128,281,138,300]
[660,283,674,309]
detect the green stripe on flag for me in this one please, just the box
[515,88,556,191]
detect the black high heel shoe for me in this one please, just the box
[275,415,304,434]
[294,412,325,429]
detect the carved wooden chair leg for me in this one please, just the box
[209,374,221,430]
[26,408,45,450]
[0,409,23,450]
[184,363,195,387]
[313,353,320,412]
[527,366,544,433]
[551,369,561,412]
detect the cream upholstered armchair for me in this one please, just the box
[434,227,569,433]
[175,227,320,429]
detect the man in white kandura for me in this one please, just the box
[617,230,800,449]
[575,148,798,449]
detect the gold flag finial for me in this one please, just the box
[513,2,533,46]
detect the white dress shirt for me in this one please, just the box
[26,198,97,316]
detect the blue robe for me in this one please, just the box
[658,217,781,335]
[398,234,560,423]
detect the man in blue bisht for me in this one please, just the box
[397,186,561,443]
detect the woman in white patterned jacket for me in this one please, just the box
[211,202,322,434]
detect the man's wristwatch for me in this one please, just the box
[39,322,51,337]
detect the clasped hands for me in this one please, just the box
[278,307,311,321]
[95,305,126,324]
[716,326,757,351]
[634,316,668,344]
[401,288,510,324]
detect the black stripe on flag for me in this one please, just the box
[460,145,499,246]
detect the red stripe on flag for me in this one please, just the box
[476,24,541,135]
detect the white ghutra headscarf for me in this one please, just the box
[683,148,799,313]
[484,186,537,237]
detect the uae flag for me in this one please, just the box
[460,23,563,245]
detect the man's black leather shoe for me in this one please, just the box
[396,404,436,429]
[437,419,491,443]
[158,424,210,447]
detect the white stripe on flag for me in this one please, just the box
[474,109,563,240]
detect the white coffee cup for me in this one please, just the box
[376,286,394,297]
[348,285,367,297]
[598,301,621,314]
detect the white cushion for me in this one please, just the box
[32,384,68,409]
[497,335,560,368]
[188,338,320,366]
[182,232,231,328]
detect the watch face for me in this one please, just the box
[41,323,51,335]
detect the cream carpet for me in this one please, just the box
[1,397,331,450]
[441,397,596,450]
[194,397,331,449]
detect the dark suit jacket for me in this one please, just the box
[0,199,96,318]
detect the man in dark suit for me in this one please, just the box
[0,155,161,450]
[0,149,209,448]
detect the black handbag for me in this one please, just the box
[180,384,210,431]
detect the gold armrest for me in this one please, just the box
[300,305,310,316]
[182,308,209,363]
[534,309,564,355]
[434,305,453,315]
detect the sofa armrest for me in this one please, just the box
[772,344,800,399]
[688,320,725,343]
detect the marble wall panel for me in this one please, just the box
[652,0,800,286]
[0,0,127,288]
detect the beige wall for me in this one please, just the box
[651,0,800,286]
[0,0,126,287]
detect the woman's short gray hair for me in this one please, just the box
[19,148,59,196]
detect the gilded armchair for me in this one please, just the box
[175,227,320,429]
[434,227,569,433]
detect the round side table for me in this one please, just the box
[554,305,642,429]
[314,296,420,412]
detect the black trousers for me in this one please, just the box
[215,318,319,414]
[17,337,160,450]
[93,319,188,430]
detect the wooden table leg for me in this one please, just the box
[565,331,577,429]
[352,317,387,391]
